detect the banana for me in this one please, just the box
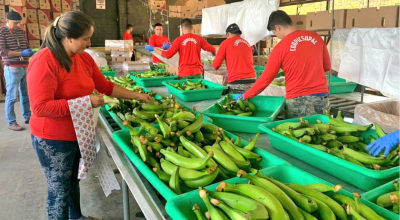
[160,159,212,181]
[374,122,386,138]
[172,111,196,122]
[204,133,219,141]
[122,120,140,136]
[233,145,261,159]
[237,170,304,220]
[132,135,148,162]
[247,101,257,112]
[177,113,203,136]
[183,168,219,188]
[276,119,306,131]
[139,120,159,136]
[317,133,337,141]
[160,149,210,170]
[326,110,372,132]
[199,189,229,220]
[234,136,242,147]
[286,184,348,220]
[343,147,390,165]
[298,208,317,220]
[329,125,359,133]
[203,146,239,173]
[332,193,385,220]
[243,133,260,150]
[194,131,204,143]
[394,179,399,191]
[295,128,316,136]
[337,136,363,143]
[192,204,207,220]
[169,166,181,194]
[346,204,366,220]
[141,103,163,112]
[226,156,251,172]
[343,152,366,167]
[219,141,246,162]
[305,195,336,220]
[298,135,312,143]
[208,191,269,219]
[134,108,160,120]
[216,182,288,220]
[177,120,191,130]
[152,167,170,183]
[210,199,248,220]
[200,124,219,134]
[141,139,163,151]
[180,136,218,168]
[376,191,399,208]
[155,114,170,138]
[326,140,343,148]
[306,143,330,152]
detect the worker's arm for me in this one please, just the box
[201,38,216,54]
[322,43,331,72]
[243,49,282,99]
[212,42,226,70]
[160,39,180,58]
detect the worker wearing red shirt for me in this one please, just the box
[146,23,170,64]
[213,23,256,93]
[235,10,331,118]
[154,18,216,78]
[122,24,135,61]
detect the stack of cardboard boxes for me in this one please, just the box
[148,0,166,10]
[194,0,225,16]
[105,40,134,73]
[262,37,279,55]
[169,0,225,18]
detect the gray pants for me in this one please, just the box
[227,83,254,94]
[285,95,330,119]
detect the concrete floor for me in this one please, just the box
[0,102,145,220]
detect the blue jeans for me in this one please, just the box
[31,134,82,220]
[4,66,31,125]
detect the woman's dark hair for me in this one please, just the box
[40,11,95,72]
[267,10,293,31]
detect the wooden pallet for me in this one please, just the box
[329,96,362,118]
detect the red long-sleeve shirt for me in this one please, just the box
[212,36,256,83]
[123,32,133,40]
[27,48,115,141]
[244,30,331,99]
[149,34,169,64]
[161,33,216,77]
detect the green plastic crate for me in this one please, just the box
[162,79,227,102]
[363,179,400,220]
[254,66,283,79]
[165,164,366,220]
[100,106,111,118]
[258,115,400,191]
[112,127,289,201]
[326,76,358,94]
[101,70,118,77]
[200,94,285,133]
[134,75,178,87]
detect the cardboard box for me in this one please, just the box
[10,0,26,6]
[51,0,61,12]
[4,0,10,5]
[26,8,38,23]
[194,10,201,16]
[52,12,61,19]
[169,5,196,13]
[39,0,50,9]
[253,56,267,66]
[196,0,225,10]
[28,39,40,48]
[40,23,47,40]
[306,9,346,30]
[26,23,40,39]
[0,0,3,4]
[192,24,201,35]
[290,15,307,30]
[26,0,40,9]
[204,70,227,86]
[8,6,27,23]
[166,64,179,75]
[0,5,5,20]
[148,0,166,10]
[105,40,133,52]
[38,9,50,23]
[61,0,71,12]
[112,57,131,62]
[346,6,399,28]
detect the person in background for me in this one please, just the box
[367,130,399,157]
[234,10,331,119]
[27,11,150,220]
[213,23,256,94]
[154,18,216,79]
[145,23,170,65]
[122,24,135,61]
[0,11,35,131]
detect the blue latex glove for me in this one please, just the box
[212,53,216,56]
[21,49,34,57]
[145,45,154,52]
[162,42,171,50]
[233,94,245,101]
[366,130,399,156]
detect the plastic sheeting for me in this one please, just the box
[353,99,400,133]
[330,29,352,72]
[201,4,230,36]
[259,77,286,97]
[335,28,400,97]
[204,70,228,86]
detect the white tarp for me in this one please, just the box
[336,28,400,97]
[330,29,352,71]
[227,1,245,26]
[201,4,230,36]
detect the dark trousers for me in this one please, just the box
[31,134,82,220]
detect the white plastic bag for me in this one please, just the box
[259,77,286,97]
[201,5,230,36]
[93,57,108,68]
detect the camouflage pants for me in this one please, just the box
[285,95,330,119]
[228,83,254,94]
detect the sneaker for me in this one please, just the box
[9,124,24,131]
[25,120,29,124]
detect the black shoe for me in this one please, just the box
[24,120,29,124]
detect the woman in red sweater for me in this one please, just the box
[27,11,150,220]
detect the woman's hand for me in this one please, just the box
[136,93,151,103]
[90,94,105,108]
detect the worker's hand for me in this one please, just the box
[162,42,171,50]
[233,94,245,101]
[21,49,35,57]
[136,93,151,103]
[366,130,400,157]
[145,45,154,52]
[90,94,105,108]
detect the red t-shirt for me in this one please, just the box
[149,34,169,64]
[27,48,115,141]
[244,30,331,99]
[212,36,256,83]
[123,32,133,40]
[161,33,216,77]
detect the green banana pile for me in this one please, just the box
[273,110,399,170]
[133,70,174,78]
[193,171,386,220]
[215,95,257,116]
[374,179,399,214]
[122,111,262,194]
[150,63,166,70]
[271,81,285,87]
[99,66,115,72]
[105,74,138,90]
[168,80,207,91]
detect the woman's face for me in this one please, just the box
[66,26,94,55]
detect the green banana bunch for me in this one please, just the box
[216,95,257,116]
[134,70,173,78]
[372,179,400,214]
[169,80,207,91]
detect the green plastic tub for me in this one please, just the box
[327,76,358,94]
[363,179,400,220]
[200,94,285,133]
[165,164,366,220]
[258,114,400,191]
[254,66,283,79]
[162,79,227,102]
[101,70,118,77]
[134,75,178,87]
[112,127,289,201]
